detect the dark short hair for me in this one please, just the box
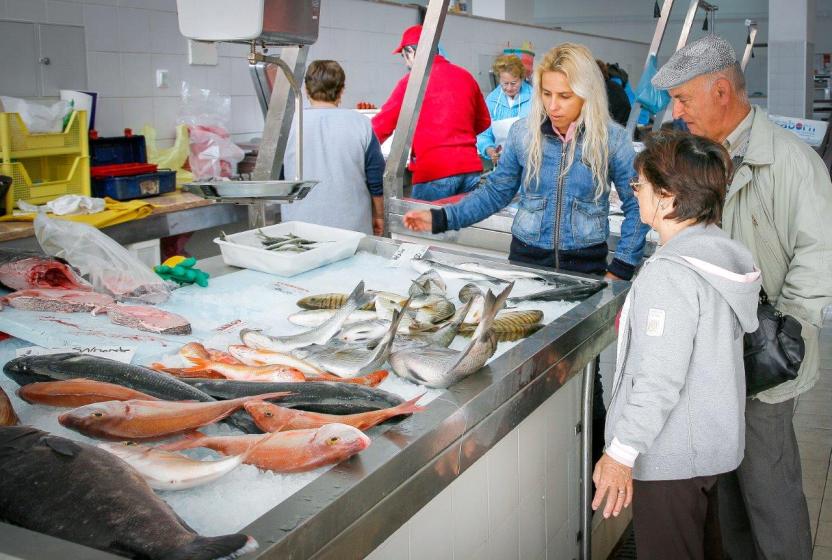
[634,130,732,225]
[304,60,345,102]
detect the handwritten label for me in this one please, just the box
[388,243,429,268]
[16,345,136,364]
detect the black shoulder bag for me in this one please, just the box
[743,289,805,396]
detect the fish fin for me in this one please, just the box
[448,282,513,372]
[392,394,428,415]
[43,435,82,457]
[158,431,207,451]
[362,369,388,386]
[345,280,365,306]
[176,357,216,373]
[160,534,255,560]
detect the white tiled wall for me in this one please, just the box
[366,373,583,560]
[0,0,647,148]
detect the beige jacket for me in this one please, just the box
[723,106,832,403]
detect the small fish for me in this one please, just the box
[244,394,425,432]
[409,270,446,297]
[287,309,377,328]
[338,319,392,344]
[159,424,371,473]
[0,426,255,559]
[227,345,323,375]
[460,309,545,333]
[17,378,160,407]
[506,281,607,305]
[150,362,227,379]
[179,341,241,365]
[410,257,507,284]
[0,387,19,426]
[308,369,389,387]
[98,440,254,490]
[58,391,290,440]
[243,282,368,352]
[296,291,375,311]
[177,357,306,383]
[0,288,114,313]
[456,261,554,283]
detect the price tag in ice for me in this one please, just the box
[388,243,429,268]
[16,345,136,364]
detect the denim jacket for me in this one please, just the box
[445,118,649,272]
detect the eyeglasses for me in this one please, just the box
[630,179,647,193]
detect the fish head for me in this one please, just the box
[240,329,271,350]
[311,423,371,455]
[243,401,288,432]
[3,352,79,384]
[58,401,127,437]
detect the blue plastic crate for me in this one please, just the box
[89,135,147,166]
[92,169,175,200]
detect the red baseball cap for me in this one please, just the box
[393,25,422,54]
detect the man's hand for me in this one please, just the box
[485,146,500,166]
[403,210,433,232]
[592,453,633,519]
[604,272,622,281]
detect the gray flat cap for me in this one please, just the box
[652,34,737,89]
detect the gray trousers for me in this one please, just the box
[718,398,813,560]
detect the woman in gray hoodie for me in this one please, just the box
[593,131,762,559]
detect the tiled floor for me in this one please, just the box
[804,309,832,559]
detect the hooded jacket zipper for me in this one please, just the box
[552,140,568,269]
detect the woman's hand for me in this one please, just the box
[373,218,384,236]
[403,210,433,232]
[592,453,633,519]
[486,147,501,166]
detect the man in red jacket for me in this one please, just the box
[373,25,491,201]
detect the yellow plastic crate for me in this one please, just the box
[2,155,91,214]
[0,110,88,160]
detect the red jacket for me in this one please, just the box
[372,56,491,184]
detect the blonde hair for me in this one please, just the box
[492,54,525,80]
[525,43,610,198]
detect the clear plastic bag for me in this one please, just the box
[0,96,69,133]
[33,215,171,304]
[177,83,244,180]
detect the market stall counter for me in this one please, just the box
[0,233,626,560]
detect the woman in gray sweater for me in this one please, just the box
[593,131,761,559]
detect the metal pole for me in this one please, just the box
[741,20,758,71]
[249,62,271,118]
[580,358,597,560]
[381,0,451,236]
[625,0,676,139]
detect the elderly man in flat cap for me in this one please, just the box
[653,34,832,559]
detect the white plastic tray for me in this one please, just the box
[213,222,365,277]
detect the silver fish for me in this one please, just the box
[413,298,455,324]
[242,282,367,352]
[456,261,554,283]
[287,309,377,328]
[98,441,247,490]
[375,295,434,333]
[459,284,486,323]
[338,319,392,345]
[389,283,513,388]
[410,298,474,348]
[297,304,410,378]
[506,281,607,305]
[410,257,507,285]
[409,270,446,297]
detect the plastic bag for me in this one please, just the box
[177,83,244,180]
[633,55,671,114]
[33,214,171,304]
[143,124,193,184]
[0,96,69,133]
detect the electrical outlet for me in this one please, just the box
[156,69,169,89]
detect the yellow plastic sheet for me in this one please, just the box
[143,124,193,185]
[0,197,152,228]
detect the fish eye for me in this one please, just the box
[91,412,104,418]
[326,436,340,445]
[265,411,273,417]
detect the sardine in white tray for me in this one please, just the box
[214,222,365,277]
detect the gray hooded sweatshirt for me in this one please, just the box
[605,223,761,481]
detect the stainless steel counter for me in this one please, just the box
[0,235,627,560]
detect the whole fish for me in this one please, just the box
[0,288,113,313]
[338,319,392,344]
[409,269,446,297]
[18,378,160,407]
[244,394,425,432]
[242,281,367,352]
[180,378,404,415]
[307,369,389,387]
[228,344,324,375]
[99,440,254,490]
[460,309,544,334]
[0,426,255,560]
[159,423,371,473]
[177,357,306,383]
[390,283,513,388]
[0,387,19,426]
[506,281,607,305]
[58,391,289,440]
[295,288,384,311]
[457,261,554,283]
[0,248,90,291]
[3,353,215,402]
[288,308,377,328]
[298,307,408,378]
[179,342,240,365]
[107,305,191,335]
[411,256,507,284]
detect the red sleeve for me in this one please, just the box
[372,76,409,144]
[472,81,491,134]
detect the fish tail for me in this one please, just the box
[361,369,389,386]
[394,394,427,415]
[161,533,256,560]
